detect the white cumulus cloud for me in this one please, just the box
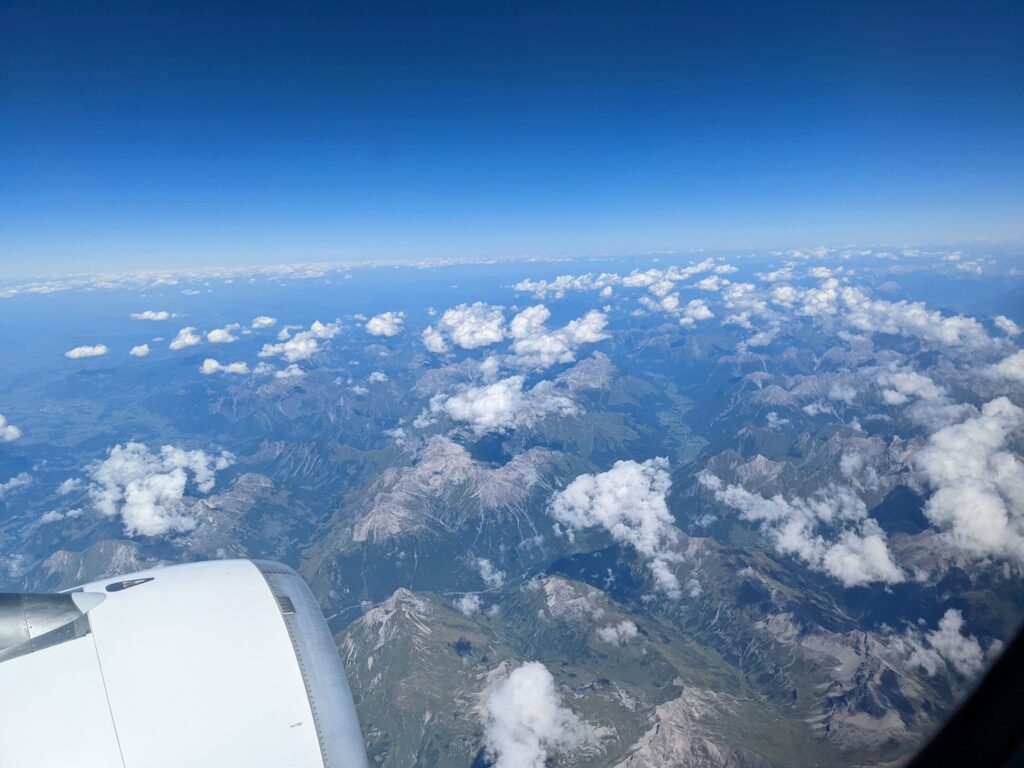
[65,344,108,359]
[429,376,576,435]
[621,259,716,291]
[454,593,482,616]
[251,315,277,329]
[895,609,986,677]
[994,315,1021,337]
[207,324,240,343]
[130,310,172,321]
[39,508,83,524]
[840,286,993,348]
[0,413,22,442]
[274,364,306,380]
[422,302,507,352]
[986,350,1024,384]
[514,273,621,300]
[477,558,506,588]
[87,442,233,536]
[507,305,609,369]
[550,458,683,597]
[259,320,339,362]
[876,368,946,405]
[200,358,250,375]
[0,472,32,499]
[482,662,595,768]
[129,344,150,357]
[695,275,729,292]
[596,620,638,646]
[169,327,201,350]
[913,397,1024,563]
[678,298,714,328]
[699,474,903,587]
[366,311,405,337]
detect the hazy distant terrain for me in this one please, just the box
[2,247,1023,767]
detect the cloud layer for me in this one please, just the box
[422,302,506,352]
[207,324,240,343]
[987,350,1024,384]
[477,558,507,588]
[169,327,201,350]
[201,359,250,375]
[596,620,638,646]
[366,311,405,337]
[550,458,683,597]
[65,344,108,358]
[914,397,1024,563]
[0,472,32,499]
[507,305,609,369]
[699,474,903,587]
[894,609,986,677]
[87,442,233,536]
[429,376,576,435]
[482,662,594,768]
[0,413,21,442]
[259,320,339,362]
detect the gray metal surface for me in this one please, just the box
[253,560,369,768]
[0,591,105,663]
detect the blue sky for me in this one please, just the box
[1,0,1022,277]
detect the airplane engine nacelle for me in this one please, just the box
[0,559,369,768]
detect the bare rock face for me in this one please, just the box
[754,612,945,756]
[339,587,514,768]
[735,454,787,488]
[35,539,163,590]
[557,352,618,392]
[615,688,773,768]
[348,436,560,544]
